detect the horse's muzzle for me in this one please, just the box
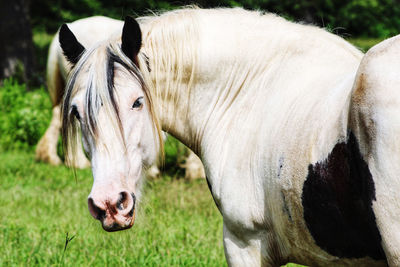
[88,191,136,232]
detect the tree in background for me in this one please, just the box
[0,0,35,86]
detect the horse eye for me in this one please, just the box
[71,105,81,120]
[132,96,144,109]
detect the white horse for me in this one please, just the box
[350,35,400,267]
[35,15,204,179]
[60,7,393,266]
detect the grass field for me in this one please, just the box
[0,151,226,266]
[0,37,384,266]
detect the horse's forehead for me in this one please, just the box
[78,44,109,70]
[71,90,85,105]
[113,64,141,87]
[72,48,108,89]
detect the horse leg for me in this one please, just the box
[146,164,160,178]
[223,223,285,267]
[182,150,205,180]
[35,105,62,165]
[35,104,90,169]
[36,37,66,166]
[68,134,91,169]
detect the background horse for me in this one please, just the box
[35,16,204,179]
[36,16,122,169]
[60,7,392,266]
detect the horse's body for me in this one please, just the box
[60,8,394,266]
[36,15,205,179]
[350,35,400,266]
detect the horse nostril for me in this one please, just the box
[88,197,105,221]
[129,193,136,216]
[117,191,131,210]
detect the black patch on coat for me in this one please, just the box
[302,132,386,260]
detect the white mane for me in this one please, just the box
[135,7,362,154]
[136,7,200,133]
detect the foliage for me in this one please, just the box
[30,0,400,38]
[334,0,400,38]
[0,79,51,151]
[32,29,53,85]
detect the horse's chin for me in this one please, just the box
[102,209,136,232]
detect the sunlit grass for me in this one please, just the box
[0,151,225,266]
[0,151,309,266]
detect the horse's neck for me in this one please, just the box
[140,14,204,153]
[142,42,243,156]
[141,9,362,161]
[139,10,298,155]
[140,10,268,154]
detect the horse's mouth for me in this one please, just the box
[102,208,135,232]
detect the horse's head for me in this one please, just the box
[60,17,162,232]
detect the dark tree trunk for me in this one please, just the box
[0,0,35,87]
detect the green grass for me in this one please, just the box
[0,151,225,266]
[0,152,309,266]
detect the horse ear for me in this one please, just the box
[59,24,85,65]
[121,16,142,64]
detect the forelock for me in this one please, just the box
[61,40,163,166]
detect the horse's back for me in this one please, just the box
[66,16,123,47]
